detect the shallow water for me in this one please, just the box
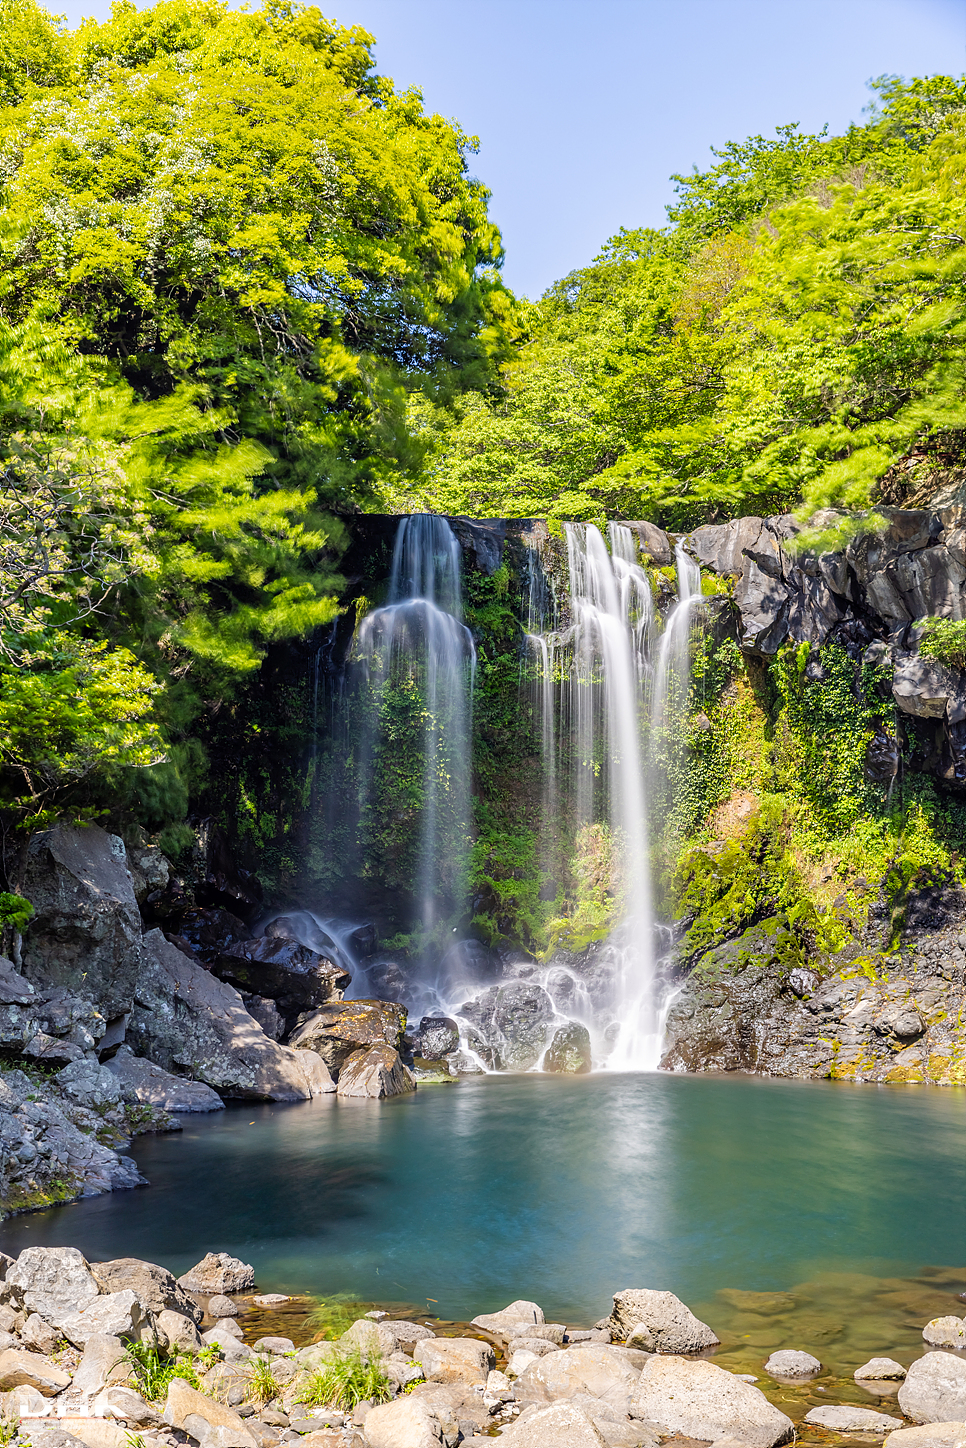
[2,1073,962,1332]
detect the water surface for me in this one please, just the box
[2,1073,963,1327]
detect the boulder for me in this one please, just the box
[383,1321,436,1351]
[763,1349,822,1377]
[91,1259,200,1322]
[507,1337,560,1358]
[415,1017,460,1061]
[179,1254,255,1295]
[898,1352,966,1422]
[252,1336,293,1356]
[19,825,143,1018]
[804,1406,904,1432]
[105,1048,225,1113]
[336,1045,416,1099]
[470,1301,545,1342]
[543,1022,592,1074]
[164,1376,258,1448]
[206,1296,238,1319]
[20,1315,58,1355]
[511,1323,566,1345]
[54,1060,123,1110]
[129,931,327,1101]
[609,1289,719,1353]
[412,1337,494,1384]
[201,1325,251,1363]
[362,1396,444,1448]
[8,1246,99,1320]
[289,1001,408,1073]
[514,1345,640,1411]
[210,938,350,1014]
[632,1357,794,1448]
[155,1311,203,1353]
[458,983,556,1072]
[72,1336,131,1397]
[243,998,284,1042]
[923,1318,966,1349]
[0,1348,72,1395]
[175,908,252,961]
[857,1359,908,1381]
[893,657,966,721]
[341,1318,396,1358]
[94,1385,164,1427]
[56,1290,145,1347]
[885,1427,966,1448]
[497,1402,608,1446]
[27,1419,128,1448]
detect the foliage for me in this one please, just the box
[917,617,966,670]
[0,891,32,930]
[294,1344,391,1411]
[401,74,966,529]
[246,1356,281,1406]
[123,1340,213,1401]
[304,1295,377,1341]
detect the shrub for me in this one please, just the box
[918,617,966,671]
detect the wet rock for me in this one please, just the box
[415,1017,460,1061]
[412,1336,494,1384]
[289,1001,407,1073]
[0,1347,72,1394]
[496,1402,608,1446]
[335,1044,415,1098]
[804,1406,904,1432]
[515,1345,640,1411]
[20,825,143,1019]
[923,1316,966,1348]
[129,931,327,1101]
[857,1359,908,1381]
[609,1289,719,1353]
[898,1351,966,1422]
[437,940,504,997]
[211,938,350,1014]
[764,1349,822,1377]
[8,1246,99,1320]
[193,823,264,922]
[543,1022,592,1074]
[787,970,820,999]
[104,1048,225,1114]
[176,908,252,962]
[631,1356,794,1448]
[179,1254,255,1296]
[458,983,555,1072]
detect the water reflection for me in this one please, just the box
[0,1075,962,1326]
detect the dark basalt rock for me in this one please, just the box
[211,937,350,1013]
[193,821,264,922]
[176,907,252,962]
[415,1016,460,1061]
[543,1021,592,1074]
[458,982,556,1072]
[288,998,408,1072]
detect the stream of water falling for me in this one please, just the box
[353,516,476,935]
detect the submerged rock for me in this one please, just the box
[764,1349,822,1377]
[804,1405,903,1431]
[856,1358,908,1381]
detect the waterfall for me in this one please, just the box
[353,516,476,935]
[650,540,702,741]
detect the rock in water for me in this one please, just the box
[211,938,350,1013]
[923,1316,966,1348]
[105,1048,225,1113]
[632,1356,794,1448]
[471,1301,545,1341]
[416,1017,460,1060]
[884,1427,966,1448]
[458,983,555,1071]
[336,1044,415,1099]
[806,1406,904,1430]
[856,1358,907,1382]
[764,1349,822,1377]
[543,1022,592,1073]
[898,1352,966,1422]
[289,1000,408,1072]
[610,1289,719,1352]
[178,1253,255,1295]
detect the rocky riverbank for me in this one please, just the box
[0,1244,961,1448]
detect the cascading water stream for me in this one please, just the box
[650,540,702,741]
[353,516,476,935]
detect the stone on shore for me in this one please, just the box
[202,1325,251,1362]
[511,1322,566,1344]
[507,1336,560,1357]
[631,1356,794,1448]
[179,1252,255,1295]
[164,1377,258,1448]
[764,1349,822,1377]
[8,1246,99,1320]
[55,1289,145,1347]
[156,1310,204,1353]
[0,1348,72,1395]
[94,1385,165,1427]
[335,1044,415,1099]
[105,1048,225,1113]
[497,1401,608,1446]
[210,937,350,1014]
[206,1295,238,1318]
[923,1317,966,1349]
[362,1396,445,1448]
[289,1001,408,1073]
[857,1359,908,1382]
[885,1426,966,1448]
[412,1336,494,1384]
[898,1353,966,1422]
[471,1300,545,1341]
[382,1321,436,1351]
[72,1335,131,1397]
[610,1289,719,1353]
[514,1345,640,1411]
[804,1406,904,1431]
[91,1258,201,1322]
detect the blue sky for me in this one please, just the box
[56,0,966,298]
